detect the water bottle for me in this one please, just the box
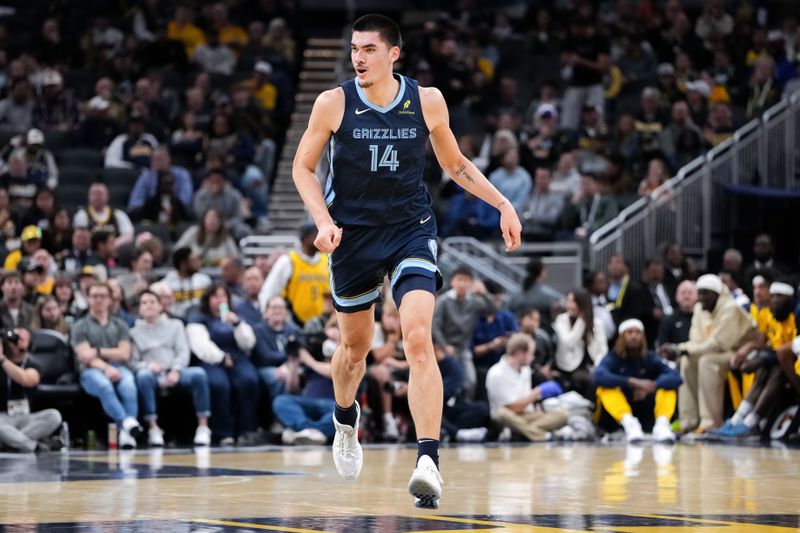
[87,430,97,451]
[59,422,70,451]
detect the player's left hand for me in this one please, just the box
[499,201,522,252]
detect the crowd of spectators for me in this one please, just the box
[3,0,800,451]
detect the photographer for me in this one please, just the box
[272,325,338,446]
[251,296,301,401]
[0,327,62,452]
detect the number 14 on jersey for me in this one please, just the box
[369,144,399,172]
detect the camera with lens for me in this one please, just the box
[285,332,328,361]
[0,328,20,354]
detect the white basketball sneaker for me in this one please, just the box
[408,455,443,509]
[332,403,363,479]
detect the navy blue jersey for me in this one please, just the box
[325,74,432,227]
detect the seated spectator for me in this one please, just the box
[471,280,518,374]
[30,295,70,336]
[127,145,193,213]
[551,151,582,196]
[662,242,688,305]
[640,259,673,344]
[129,170,192,232]
[486,333,568,441]
[167,4,205,58]
[0,152,37,213]
[59,225,99,276]
[4,225,43,271]
[130,290,211,447]
[107,279,135,327]
[520,166,565,240]
[41,207,72,260]
[440,188,499,239]
[75,96,120,150]
[659,101,704,171]
[191,31,236,76]
[52,277,79,324]
[659,274,756,432]
[0,272,34,330]
[192,168,252,241]
[251,296,300,401]
[117,248,155,305]
[585,270,616,341]
[71,281,142,448]
[657,280,697,348]
[720,270,750,310]
[0,327,62,452]
[703,102,735,147]
[174,208,240,268]
[553,288,608,400]
[743,234,789,286]
[433,266,495,400]
[220,257,244,299]
[148,281,179,321]
[234,266,264,326]
[508,259,564,327]
[32,70,76,133]
[594,319,682,443]
[185,284,259,447]
[740,53,779,120]
[638,158,670,198]
[575,104,609,155]
[89,231,117,272]
[104,113,159,169]
[0,79,34,133]
[160,247,212,320]
[606,254,655,334]
[557,173,618,239]
[716,282,797,438]
[73,183,135,248]
[170,111,207,170]
[488,148,531,214]
[273,334,337,446]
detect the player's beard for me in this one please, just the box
[357,79,373,89]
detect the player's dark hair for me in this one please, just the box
[352,14,403,49]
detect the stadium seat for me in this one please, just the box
[28,329,81,401]
[56,148,103,168]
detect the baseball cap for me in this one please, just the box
[41,69,63,86]
[535,103,558,120]
[88,95,110,111]
[21,225,43,241]
[254,61,273,76]
[685,80,711,98]
[657,63,675,76]
[27,128,45,146]
[17,257,44,274]
[80,265,98,278]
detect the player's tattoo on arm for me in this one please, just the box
[497,200,507,210]
[454,163,474,184]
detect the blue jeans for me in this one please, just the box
[258,366,287,401]
[198,354,260,439]
[135,367,211,421]
[272,395,336,440]
[80,364,138,425]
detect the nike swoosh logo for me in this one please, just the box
[420,216,431,224]
[355,108,370,115]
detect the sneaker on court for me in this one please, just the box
[711,419,735,435]
[621,415,644,444]
[148,427,164,447]
[332,403,363,480]
[720,422,754,438]
[652,419,676,444]
[193,426,211,447]
[119,428,137,449]
[408,455,443,509]
[282,428,298,445]
[294,428,328,445]
[455,427,489,443]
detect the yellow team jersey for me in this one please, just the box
[167,21,205,57]
[283,251,329,324]
[764,312,797,351]
[750,304,771,333]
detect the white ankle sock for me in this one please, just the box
[743,412,761,428]
[731,400,754,425]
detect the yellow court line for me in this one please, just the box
[190,518,336,533]
[418,514,590,532]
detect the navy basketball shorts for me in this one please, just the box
[329,216,443,313]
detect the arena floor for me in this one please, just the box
[0,442,798,532]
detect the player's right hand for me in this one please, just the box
[314,221,342,253]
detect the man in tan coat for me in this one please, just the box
[660,274,755,432]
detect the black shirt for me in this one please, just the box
[657,309,693,347]
[1,356,41,411]
[565,34,610,87]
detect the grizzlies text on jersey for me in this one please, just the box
[325,74,431,227]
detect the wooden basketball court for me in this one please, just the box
[1,442,798,531]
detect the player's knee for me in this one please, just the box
[402,326,433,364]
[340,337,371,363]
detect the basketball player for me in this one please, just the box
[292,14,522,509]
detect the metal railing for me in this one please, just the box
[589,89,800,274]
